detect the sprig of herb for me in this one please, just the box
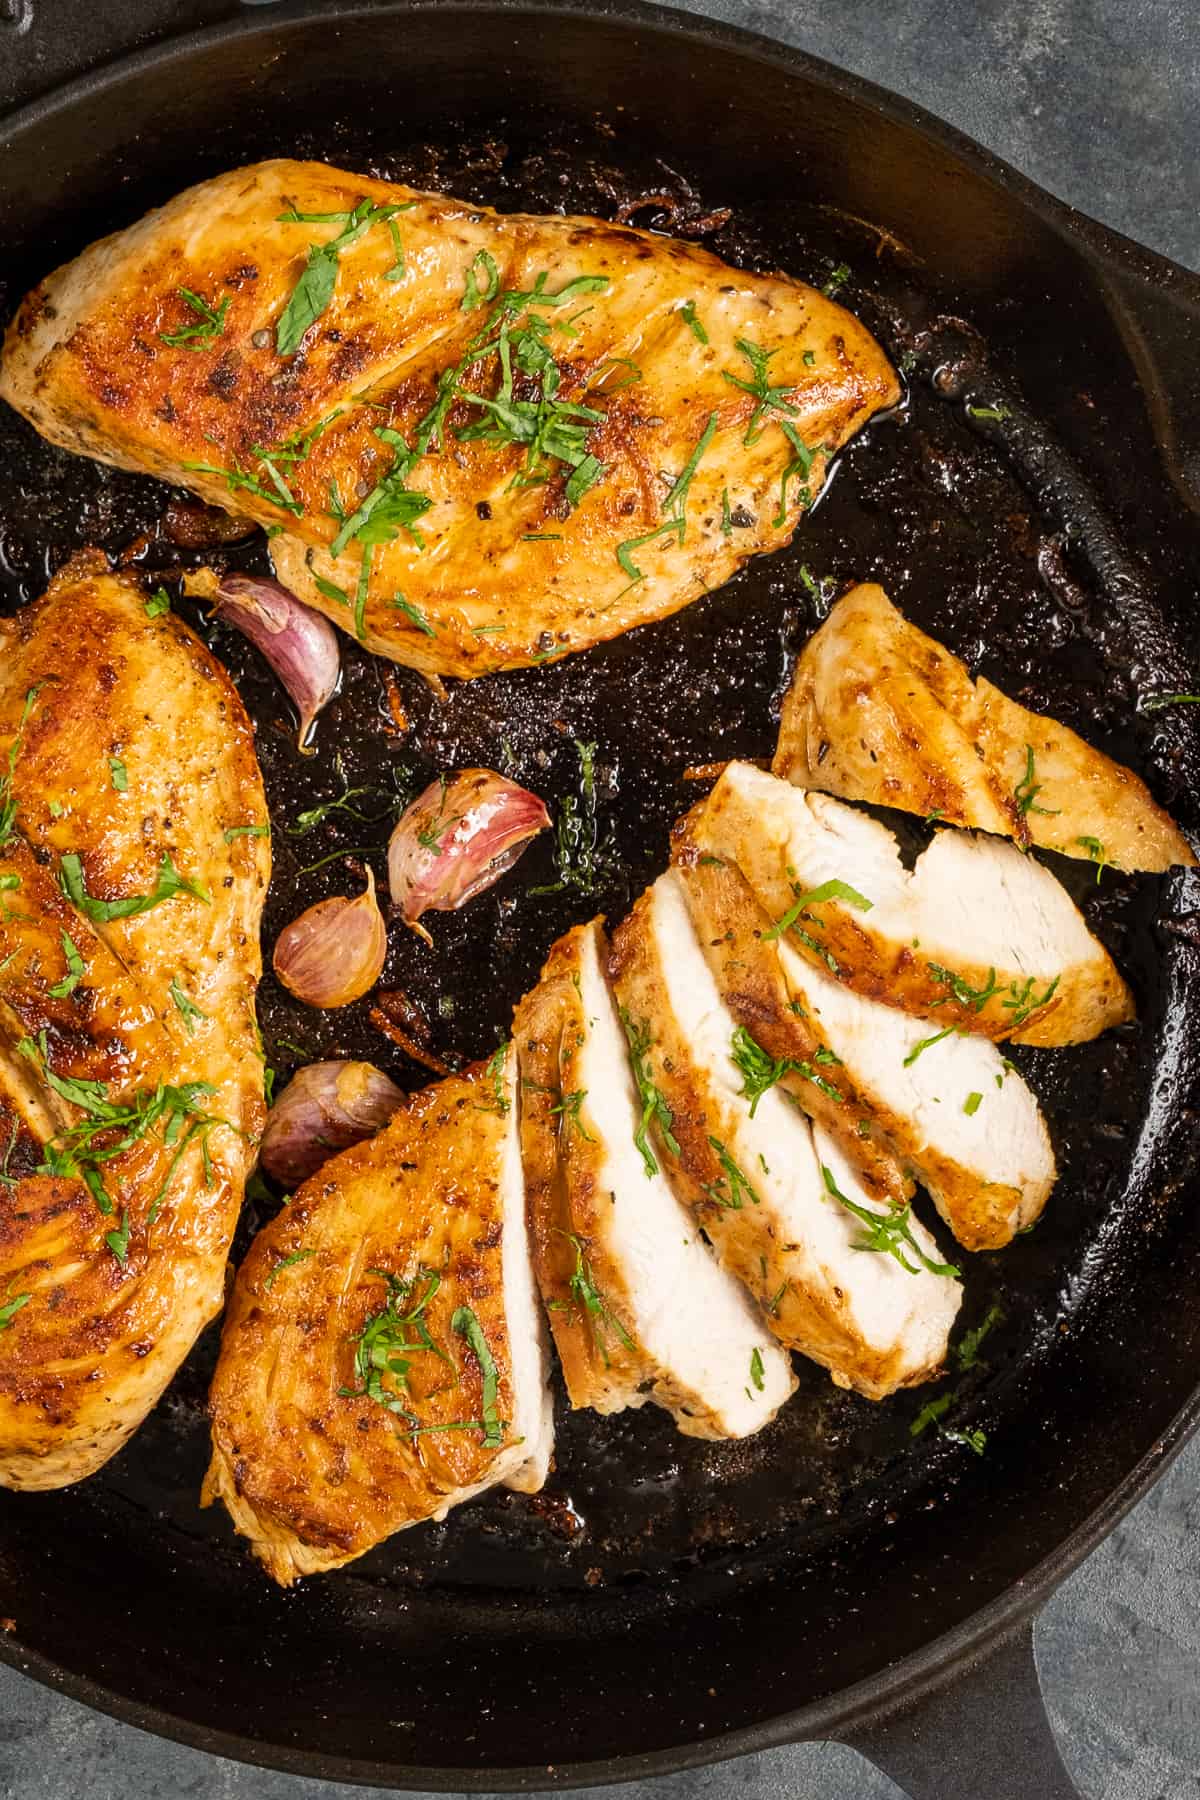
[529,740,606,896]
[182,454,304,516]
[160,287,230,351]
[911,1390,987,1454]
[287,781,388,837]
[60,851,210,922]
[822,1162,961,1279]
[620,1010,679,1177]
[729,1024,843,1113]
[773,422,816,527]
[340,1268,452,1422]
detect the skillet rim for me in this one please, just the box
[0,0,1198,1785]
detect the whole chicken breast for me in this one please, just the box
[775,584,1194,872]
[0,159,899,678]
[205,1047,554,1586]
[693,762,1133,1046]
[0,556,269,1488]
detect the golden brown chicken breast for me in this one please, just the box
[204,1047,554,1585]
[0,555,269,1488]
[774,584,1194,872]
[0,159,899,678]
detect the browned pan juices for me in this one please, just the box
[0,113,1195,1628]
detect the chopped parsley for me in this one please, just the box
[462,249,501,312]
[749,1346,766,1392]
[823,263,850,298]
[59,851,210,922]
[822,1162,961,1279]
[702,1136,761,1210]
[275,199,412,356]
[911,1390,987,1454]
[955,1302,1004,1371]
[722,338,800,445]
[967,403,1011,423]
[392,594,435,636]
[105,1210,131,1265]
[1003,974,1060,1030]
[169,978,208,1034]
[0,682,45,848]
[1076,835,1108,882]
[963,1091,983,1116]
[159,287,230,351]
[762,876,873,943]
[339,1269,453,1425]
[926,963,1001,1013]
[264,1247,315,1289]
[182,455,303,516]
[223,823,270,842]
[1013,745,1060,818]
[554,1230,634,1364]
[903,1027,956,1067]
[108,757,128,792]
[482,1042,510,1115]
[451,1304,505,1448]
[729,1024,843,1113]
[773,422,816,527]
[616,410,719,582]
[619,1009,679,1177]
[144,588,171,619]
[678,300,708,344]
[0,1293,30,1331]
[549,1088,593,1141]
[46,931,86,1000]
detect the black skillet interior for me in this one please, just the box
[0,2,1199,1785]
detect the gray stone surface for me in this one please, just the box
[0,2,1197,1797]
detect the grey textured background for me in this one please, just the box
[0,1,1198,1797]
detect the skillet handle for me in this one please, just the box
[835,1620,1080,1800]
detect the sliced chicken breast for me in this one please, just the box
[775,584,1194,872]
[675,853,1056,1252]
[609,873,960,1397]
[204,1047,554,1585]
[693,761,1133,1047]
[513,920,794,1437]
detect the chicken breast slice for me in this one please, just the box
[774,583,1194,872]
[693,761,1133,1047]
[673,853,1056,1252]
[513,920,794,1438]
[0,159,897,679]
[609,873,960,1398]
[204,1047,554,1585]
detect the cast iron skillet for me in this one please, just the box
[0,3,1199,1796]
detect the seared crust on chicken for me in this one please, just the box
[692,762,1133,1047]
[205,1048,554,1585]
[0,556,268,1487]
[775,585,1194,872]
[513,920,794,1437]
[609,873,959,1397]
[0,160,899,678]
[674,855,1056,1252]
